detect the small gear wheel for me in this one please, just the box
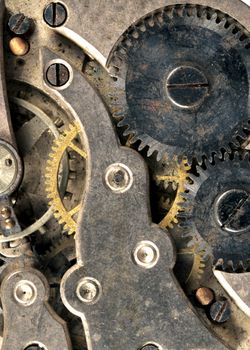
[45,124,87,234]
[109,4,250,162]
[175,244,206,289]
[179,153,250,270]
[154,158,190,229]
[150,157,204,285]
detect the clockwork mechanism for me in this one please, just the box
[0,1,249,350]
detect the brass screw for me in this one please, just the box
[195,287,214,306]
[4,218,16,230]
[9,37,29,56]
[1,207,11,219]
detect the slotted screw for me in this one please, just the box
[140,344,160,350]
[209,300,231,323]
[46,63,69,87]
[24,345,44,350]
[8,13,33,35]
[43,2,67,27]
[215,189,250,233]
[166,65,209,109]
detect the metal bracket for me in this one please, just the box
[39,49,228,350]
[1,267,72,350]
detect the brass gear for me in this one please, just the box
[45,124,87,234]
[154,159,206,284]
[155,159,190,229]
[176,245,206,288]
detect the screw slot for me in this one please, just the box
[8,13,33,35]
[166,65,209,109]
[46,63,70,87]
[209,299,231,323]
[43,2,67,28]
[214,189,250,233]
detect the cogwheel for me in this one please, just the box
[178,153,250,270]
[45,124,87,234]
[154,159,190,229]
[176,245,206,288]
[109,4,250,162]
[43,236,75,282]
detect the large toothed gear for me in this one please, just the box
[109,4,250,162]
[179,153,250,270]
[45,124,87,234]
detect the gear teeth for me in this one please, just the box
[245,39,250,49]
[176,243,207,285]
[184,155,250,269]
[109,4,250,163]
[156,159,190,229]
[45,123,85,235]
[215,259,250,272]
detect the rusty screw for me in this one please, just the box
[43,2,67,27]
[46,63,69,87]
[209,300,231,323]
[8,13,33,35]
[195,287,214,306]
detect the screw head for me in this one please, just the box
[8,13,33,35]
[195,287,214,306]
[14,280,37,306]
[43,2,67,27]
[9,37,29,56]
[209,300,231,323]
[166,65,209,109]
[104,163,133,193]
[1,207,11,219]
[24,344,45,350]
[140,343,161,350]
[24,346,44,350]
[76,277,101,304]
[4,218,16,230]
[133,241,160,269]
[46,63,70,87]
[214,189,250,233]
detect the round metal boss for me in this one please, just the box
[14,280,37,306]
[0,140,22,195]
[104,163,133,193]
[133,241,160,269]
[76,277,102,304]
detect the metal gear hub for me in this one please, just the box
[110,5,250,162]
[182,154,250,269]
